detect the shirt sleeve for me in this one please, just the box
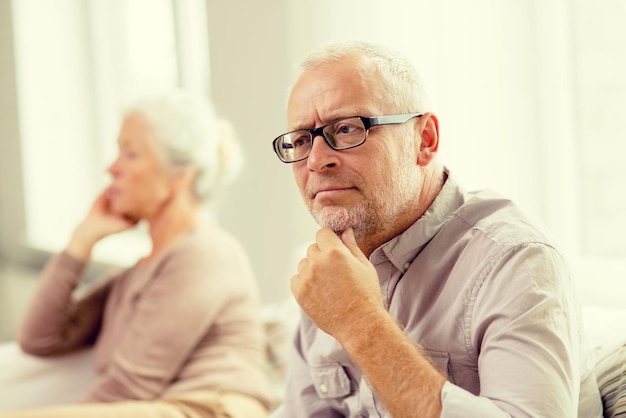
[270,322,344,418]
[441,243,582,418]
[441,382,511,417]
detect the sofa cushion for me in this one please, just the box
[595,342,626,418]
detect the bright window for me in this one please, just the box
[284,0,626,303]
[573,0,626,258]
[6,0,625,303]
[11,0,209,265]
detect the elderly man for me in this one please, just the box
[270,40,602,417]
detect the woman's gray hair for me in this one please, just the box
[295,40,431,114]
[126,89,242,204]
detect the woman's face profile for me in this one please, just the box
[106,112,174,221]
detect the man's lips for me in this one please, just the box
[313,187,355,199]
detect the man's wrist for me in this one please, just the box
[338,306,399,353]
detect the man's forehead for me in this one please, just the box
[286,63,381,129]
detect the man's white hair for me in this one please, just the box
[295,40,431,114]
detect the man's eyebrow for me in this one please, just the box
[288,110,370,131]
[295,114,364,130]
[326,111,365,121]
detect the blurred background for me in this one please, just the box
[1,0,625,341]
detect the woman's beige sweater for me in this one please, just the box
[18,220,271,409]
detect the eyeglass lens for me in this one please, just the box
[277,117,366,162]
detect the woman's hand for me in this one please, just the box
[66,189,138,261]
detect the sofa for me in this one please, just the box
[0,300,624,416]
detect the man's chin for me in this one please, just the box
[312,206,353,234]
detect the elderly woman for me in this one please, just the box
[3,91,271,418]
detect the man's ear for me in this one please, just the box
[416,113,440,166]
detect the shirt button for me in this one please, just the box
[319,383,328,393]
[403,262,411,271]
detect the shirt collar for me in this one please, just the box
[370,169,467,272]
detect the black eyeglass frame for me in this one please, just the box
[272,112,423,163]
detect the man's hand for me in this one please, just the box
[291,227,386,341]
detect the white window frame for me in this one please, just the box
[3,0,209,270]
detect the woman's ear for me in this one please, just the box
[416,113,440,166]
[170,166,197,193]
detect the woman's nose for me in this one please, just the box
[107,158,120,176]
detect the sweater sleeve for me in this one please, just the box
[18,252,111,356]
[81,233,249,402]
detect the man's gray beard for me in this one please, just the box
[309,171,417,244]
[307,152,420,243]
[314,206,356,232]
[310,202,372,243]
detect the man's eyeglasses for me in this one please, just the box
[272,113,423,163]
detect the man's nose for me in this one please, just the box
[306,134,339,170]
